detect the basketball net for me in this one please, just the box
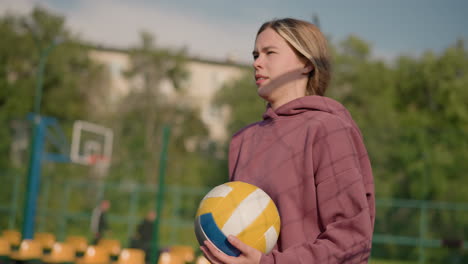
[87,155,109,178]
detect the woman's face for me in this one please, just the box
[253,27,310,108]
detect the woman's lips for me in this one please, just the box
[255,74,268,86]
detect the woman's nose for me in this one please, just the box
[253,56,262,69]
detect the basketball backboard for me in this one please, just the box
[70,120,113,169]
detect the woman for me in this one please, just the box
[201,18,375,264]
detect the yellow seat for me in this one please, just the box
[117,248,145,264]
[98,238,121,256]
[0,237,11,256]
[157,252,184,264]
[2,229,21,247]
[66,235,88,255]
[10,239,43,261]
[169,245,194,263]
[35,232,56,250]
[195,255,210,264]
[42,242,76,263]
[76,245,109,264]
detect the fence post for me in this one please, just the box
[9,173,21,229]
[58,181,71,241]
[126,184,140,246]
[150,126,171,264]
[418,201,428,264]
[38,176,51,232]
[170,185,182,244]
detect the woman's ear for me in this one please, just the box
[302,62,314,75]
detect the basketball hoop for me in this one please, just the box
[87,154,110,178]
[70,120,113,178]
[87,155,108,166]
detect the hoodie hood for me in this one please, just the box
[262,95,353,122]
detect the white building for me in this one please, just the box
[89,47,249,142]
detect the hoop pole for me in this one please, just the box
[22,115,46,239]
[23,38,62,240]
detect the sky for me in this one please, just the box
[1,0,467,63]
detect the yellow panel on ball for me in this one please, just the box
[194,181,280,256]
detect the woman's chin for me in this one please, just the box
[257,85,271,98]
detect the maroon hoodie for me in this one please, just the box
[229,96,375,264]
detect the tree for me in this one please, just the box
[110,31,218,188]
[0,6,110,231]
[0,7,109,170]
[392,40,468,202]
[214,70,266,137]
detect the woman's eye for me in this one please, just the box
[267,51,275,55]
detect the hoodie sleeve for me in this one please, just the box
[261,117,375,264]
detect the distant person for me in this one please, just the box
[130,211,157,261]
[200,18,375,264]
[90,200,111,244]
[130,212,156,252]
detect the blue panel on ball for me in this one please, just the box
[199,213,241,257]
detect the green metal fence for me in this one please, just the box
[1,172,466,263]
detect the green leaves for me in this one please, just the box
[214,70,266,136]
[110,31,219,188]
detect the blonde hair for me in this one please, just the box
[257,18,331,96]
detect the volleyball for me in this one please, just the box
[194,181,280,256]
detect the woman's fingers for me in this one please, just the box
[228,236,262,264]
[203,240,238,263]
[200,244,221,264]
[227,235,251,254]
[201,237,262,264]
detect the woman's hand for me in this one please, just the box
[200,235,262,264]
